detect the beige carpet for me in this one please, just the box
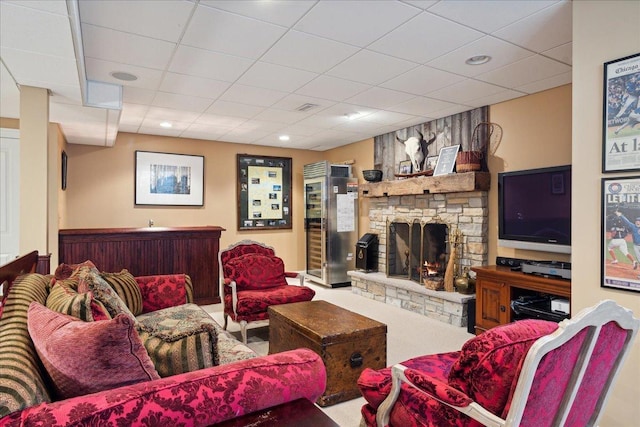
[202,280,473,426]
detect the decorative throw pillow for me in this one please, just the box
[223,254,288,290]
[101,270,143,316]
[54,260,97,280]
[27,302,160,399]
[136,274,189,313]
[75,266,136,320]
[448,319,559,415]
[47,277,111,321]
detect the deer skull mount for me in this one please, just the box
[396,131,436,173]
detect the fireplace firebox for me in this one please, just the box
[387,219,449,284]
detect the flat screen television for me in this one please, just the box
[498,165,571,254]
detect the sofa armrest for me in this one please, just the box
[2,349,326,427]
[376,364,506,427]
[135,274,193,313]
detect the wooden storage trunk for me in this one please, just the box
[269,300,387,406]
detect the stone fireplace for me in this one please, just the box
[348,174,489,327]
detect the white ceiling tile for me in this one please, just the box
[122,87,155,105]
[152,92,213,113]
[294,1,420,47]
[544,42,572,65]
[476,55,571,88]
[182,5,287,59]
[79,0,195,42]
[403,1,438,10]
[219,84,288,107]
[144,106,200,123]
[3,0,69,16]
[46,84,82,104]
[327,50,417,86]
[119,103,148,127]
[0,48,79,87]
[169,45,253,81]
[0,62,20,118]
[517,71,572,94]
[252,108,311,124]
[427,79,506,104]
[346,87,416,110]
[194,113,247,128]
[381,65,466,96]
[205,100,264,118]
[464,89,527,108]
[138,123,186,138]
[494,1,572,52]
[81,24,176,70]
[295,75,370,102]
[277,123,325,137]
[369,12,483,64]
[84,58,165,90]
[118,123,142,134]
[238,62,318,92]
[0,2,75,58]
[180,123,231,141]
[160,73,231,99]
[359,110,418,126]
[388,96,458,116]
[49,103,106,124]
[334,118,389,133]
[271,94,335,113]
[261,30,359,73]
[428,0,558,33]
[234,119,286,133]
[427,36,534,77]
[199,0,314,27]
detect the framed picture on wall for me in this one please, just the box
[602,52,640,173]
[135,151,204,206]
[237,154,292,230]
[601,176,640,293]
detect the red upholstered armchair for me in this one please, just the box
[359,299,639,427]
[220,240,315,343]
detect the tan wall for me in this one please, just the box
[489,84,572,264]
[573,1,640,425]
[62,133,330,269]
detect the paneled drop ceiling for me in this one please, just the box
[0,0,572,150]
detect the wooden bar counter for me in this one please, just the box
[59,226,224,304]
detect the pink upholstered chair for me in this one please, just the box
[219,240,315,344]
[359,299,639,427]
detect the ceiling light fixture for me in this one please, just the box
[465,55,491,65]
[279,135,290,141]
[160,121,172,128]
[110,71,138,81]
[345,112,361,120]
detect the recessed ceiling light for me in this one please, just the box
[160,121,172,128]
[345,112,361,120]
[110,71,138,81]
[279,135,290,141]
[465,55,491,65]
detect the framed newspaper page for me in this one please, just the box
[603,52,640,173]
[237,154,292,230]
[601,176,640,293]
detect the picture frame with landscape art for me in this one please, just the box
[602,52,640,173]
[237,154,292,230]
[601,175,640,293]
[135,151,204,206]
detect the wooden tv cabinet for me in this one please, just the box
[471,266,571,335]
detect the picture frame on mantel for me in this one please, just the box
[135,150,204,206]
[433,145,460,176]
[602,52,640,173]
[601,175,640,293]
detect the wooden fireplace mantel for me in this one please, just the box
[58,226,225,305]
[359,171,490,198]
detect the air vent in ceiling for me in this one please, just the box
[295,103,319,112]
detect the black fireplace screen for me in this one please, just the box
[387,220,448,282]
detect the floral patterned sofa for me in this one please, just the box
[0,252,326,426]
